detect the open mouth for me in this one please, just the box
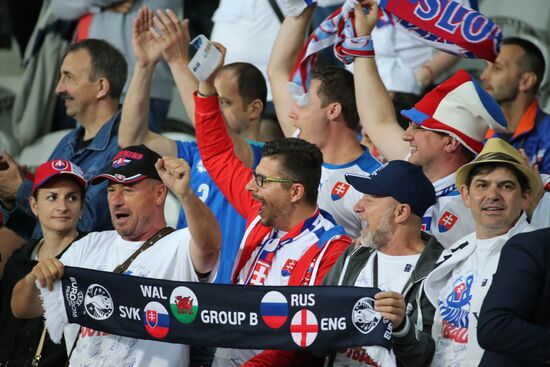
[114,213,130,222]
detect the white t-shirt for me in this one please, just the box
[60,229,200,367]
[334,251,421,367]
[432,235,505,367]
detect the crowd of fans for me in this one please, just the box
[0,0,549,366]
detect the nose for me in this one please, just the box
[54,77,65,95]
[479,63,491,83]
[353,197,365,214]
[56,198,69,212]
[485,184,502,201]
[108,189,124,207]
[245,176,258,193]
[402,123,415,141]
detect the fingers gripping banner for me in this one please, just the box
[40,266,393,350]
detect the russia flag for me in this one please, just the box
[143,301,170,339]
[260,291,288,329]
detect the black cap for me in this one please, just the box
[345,160,436,217]
[91,145,162,185]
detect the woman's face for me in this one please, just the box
[30,177,83,235]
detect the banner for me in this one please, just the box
[42,266,393,351]
[288,0,502,96]
[380,0,501,61]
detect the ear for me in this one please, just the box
[326,102,342,121]
[96,77,111,99]
[29,196,38,216]
[443,136,463,154]
[521,188,532,211]
[393,203,412,224]
[247,99,264,121]
[519,72,537,93]
[155,184,168,206]
[289,183,305,203]
[460,184,472,209]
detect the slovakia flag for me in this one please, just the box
[143,301,170,339]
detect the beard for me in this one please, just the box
[360,207,396,250]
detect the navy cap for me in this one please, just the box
[345,160,436,217]
[91,145,162,185]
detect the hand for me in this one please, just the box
[155,156,192,200]
[132,7,162,66]
[0,151,24,205]
[205,42,226,84]
[354,0,379,37]
[105,0,134,13]
[152,9,191,66]
[29,257,65,291]
[374,291,406,329]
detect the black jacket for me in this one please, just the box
[322,232,443,367]
[478,228,550,367]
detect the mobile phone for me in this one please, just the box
[188,34,222,82]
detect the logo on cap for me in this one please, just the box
[52,160,68,170]
[115,174,126,181]
[112,157,131,168]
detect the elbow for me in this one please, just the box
[477,313,502,351]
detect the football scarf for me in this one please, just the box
[39,266,393,350]
[241,208,338,286]
[288,0,502,99]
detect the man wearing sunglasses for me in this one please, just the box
[194,43,352,367]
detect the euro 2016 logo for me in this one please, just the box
[84,284,114,320]
[351,297,381,335]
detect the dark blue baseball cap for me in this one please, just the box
[345,160,436,217]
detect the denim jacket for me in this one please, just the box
[1,111,121,240]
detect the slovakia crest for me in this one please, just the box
[52,160,68,170]
[281,259,297,277]
[438,211,458,233]
[331,182,350,201]
[112,157,131,168]
[143,301,170,339]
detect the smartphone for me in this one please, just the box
[188,34,222,82]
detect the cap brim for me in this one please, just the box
[90,173,147,185]
[33,172,87,194]
[345,173,388,196]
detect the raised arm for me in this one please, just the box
[118,7,177,156]
[156,157,221,274]
[153,9,257,168]
[267,5,315,137]
[415,51,459,90]
[354,1,409,161]
[12,258,65,319]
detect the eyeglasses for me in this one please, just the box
[252,172,296,188]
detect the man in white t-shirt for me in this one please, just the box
[322,160,443,367]
[424,138,541,367]
[12,145,221,367]
[268,4,382,238]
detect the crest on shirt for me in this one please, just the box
[281,259,297,277]
[331,181,350,201]
[437,211,458,233]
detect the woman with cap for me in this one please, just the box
[0,159,87,366]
